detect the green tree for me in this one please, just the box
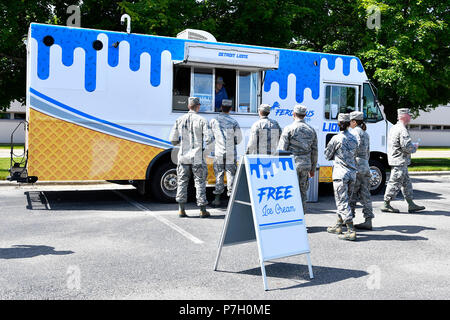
[0,0,59,111]
[0,0,126,111]
[1,0,449,123]
[290,0,450,122]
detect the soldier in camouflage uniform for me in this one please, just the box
[349,111,374,230]
[246,104,282,155]
[382,108,425,213]
[325,113,358,241]
[169,97,213,218]
[209,99,242,206]
[277,104,318,214]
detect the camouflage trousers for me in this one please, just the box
[297,169,310,214]
[350,171,374,219]
[176,163,208,207]
[384,165,413,202]
[333,175,356,223]
[213,156,237,197]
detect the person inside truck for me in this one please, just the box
[214,76,228,112]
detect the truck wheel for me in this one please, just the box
[369,159,386,195]
[149,162,178,202]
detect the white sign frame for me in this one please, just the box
[214,155,313,291]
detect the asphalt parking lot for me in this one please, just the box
[0,175,449,300]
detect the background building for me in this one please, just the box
[0,101,26,144]
[408,105,450,147]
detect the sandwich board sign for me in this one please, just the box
[214,155,313,291]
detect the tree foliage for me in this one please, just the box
[1,0,449,122]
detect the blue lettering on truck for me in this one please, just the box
[218,52,248,59]
[322,122,339,132]
[270,102,314,122]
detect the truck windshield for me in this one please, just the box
[363,83,384,122]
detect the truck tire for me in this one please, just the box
[147,161,196,203]
[369,159,386,195]
[148,161,178,202]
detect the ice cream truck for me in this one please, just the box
[8,22,390,202]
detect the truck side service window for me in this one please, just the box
[172,66,191,111]
[172,65,259,114]
[324,85,357,119]
[214,68,236,112]
[363,83,384,122]
[192,68,214,112]
[237,71,258,113]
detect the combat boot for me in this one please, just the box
[212,194,221,207]
[354,218,372,230]
[178,203,188,218]
[380,200,400,213]
[327,216,343,234]
[338,222,357,241]
[199,205,211,218]
[406,198,425,213]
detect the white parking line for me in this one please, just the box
[113,191,204,244]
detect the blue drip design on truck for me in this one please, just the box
[31,23,364,103]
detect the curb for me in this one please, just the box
[408,171,450,176]
[0,180,112,187]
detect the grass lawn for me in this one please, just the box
[0,157,22,180]
[418,146,450,151]
[0,144,24,149]
[410,158,450,171]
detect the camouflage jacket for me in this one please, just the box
[387,122,417,166]
[324,129,358,180]
[350,126,370,173]
[169,110,212,165]
[246,116,282,155]
[209,113,242,161]
[277,119,318,171]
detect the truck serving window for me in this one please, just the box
[172,66,191,111]
[363,83,384,122]
[237,71,258,113]
[192,68,214,112]
[324,85,357,120]
[172,65,259,114]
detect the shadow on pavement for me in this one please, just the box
[410,177,439,183]
[355,232,428,242]
[375,225,436,234]
[219,262,368,291]
[180,214,226,219]
[25,190,140,211]
[305,226,328,234]
[0,245,74,259]
[307,225,434,238]
[401,210,450,217]
[391,189,443,201]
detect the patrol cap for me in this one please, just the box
[338,113,350,122]
[293,104,307,115]
[216,76,225,84]
[221,99,232,107]
[258,104,271,113]
[188,96,201,106]
[349,111,364,121]
[397,108,411,116]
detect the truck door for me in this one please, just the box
[361,82,388,194]
[361,83,386,150]
[323,82,359,147]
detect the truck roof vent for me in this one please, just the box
[176,29,217,42]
